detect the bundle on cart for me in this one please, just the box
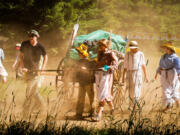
[68,30,126,60]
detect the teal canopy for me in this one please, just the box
[69,30,127,60]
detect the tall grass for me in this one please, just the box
[0,111,179,135]
[0,80,179,134]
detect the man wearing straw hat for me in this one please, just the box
[122,41,148,109]
[155,41,180,111]
[75,44,96,119]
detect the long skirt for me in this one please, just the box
[126,69,142,104]
[160,69,180,107]
[95,71,113,102]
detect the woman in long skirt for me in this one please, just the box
[94,39,118,121]
[155,42,180,111]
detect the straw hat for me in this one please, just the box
[76,44,89,58]
[129,41,138,49]
[161,42,180,53]
[98,39,109,48]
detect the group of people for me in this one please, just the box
[74,39,148,121]
[74,39,120,121]
[74,38,180,122]
[0,29,179,122]
[0,30,47,117]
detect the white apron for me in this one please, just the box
[126,69,142,103]
[95,71,113,102]
[160,69,180,107]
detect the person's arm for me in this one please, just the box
[12,59,18,70]
[19,52,28,72]
[142,64,148,83]
[140,52,148,83]
[41,55,48,70]
[173,57,180,80]
[1,49,4,60]
[109,52,118,70]
[39,44,48,71]
[0,49,4,61]
[122,68,127,83]
[12,54,19,70]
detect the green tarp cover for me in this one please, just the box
[69,30,126,60]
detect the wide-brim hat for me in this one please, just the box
[129,41,138,49]
[161,43,180,53]
[28,29,40,38]
[75,44,89,58]
[98,39,109,48]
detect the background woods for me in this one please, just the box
[0,0,180,46]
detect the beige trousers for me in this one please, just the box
[23,77,44,116]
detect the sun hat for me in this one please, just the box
[161,42,180,53]
[129,41,138,49]
[76,44,89,58]
[98,39,109,48]
[28,30,40,38]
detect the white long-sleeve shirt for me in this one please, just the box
[124,51,145,70]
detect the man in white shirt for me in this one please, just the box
[122,41,148,108]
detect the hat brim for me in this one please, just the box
[129,46,138,49]
[161,45,180,53]
[161,45,175,51]
[29,34,39,38]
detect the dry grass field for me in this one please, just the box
[0,41,179,134]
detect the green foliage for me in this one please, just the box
[96,0,180,35]
[0,0,180,44]
[0,0,99,40]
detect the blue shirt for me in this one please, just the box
[157,53,180,74]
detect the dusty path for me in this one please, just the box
[0,41,180,127]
